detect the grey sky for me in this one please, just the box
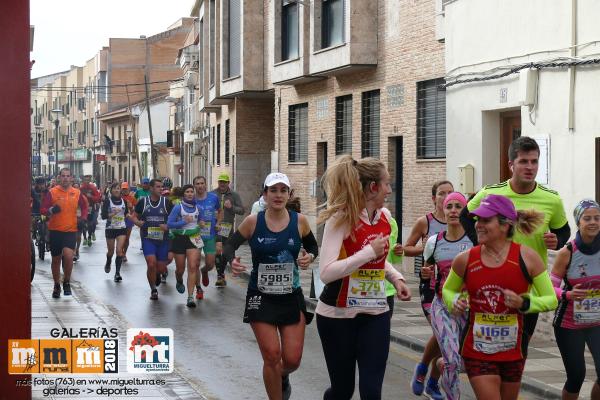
[30,0,194,78]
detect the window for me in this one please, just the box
[282,0,299,61]
[335,95,352,155]
[212,126,216,164]
[322,0,344,49]
[417,78,446,159]
[225,119,230,165]
[225,0,241,78]
[209,0,216,86]
[199,20,204,95]
[216,123,221,165]
[361,90,380,158]
[288,103,308,163]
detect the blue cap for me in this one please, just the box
[142,177,150,184]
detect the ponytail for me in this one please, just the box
[499,209,544,237]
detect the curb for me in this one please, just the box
[239,271,563,399]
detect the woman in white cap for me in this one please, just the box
[225,172,319,400]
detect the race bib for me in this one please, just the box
[218,222,233,237]
[473,313,518,354]
[147,226,164,240]
[111,214,126,229]
[346,269,387,309]
[258,263,294,294]
[574,290,600,324]
[189,232,204,249]
[200,221,212,237]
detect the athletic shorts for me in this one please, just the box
[463,358,525,382]
[202,237,216,255]
[243,288,313,326]
[170,234,201,255]
[49,230,77,257]
[523,313,539,338]
[419,276,435,317]
[142,238,170,261]
[105,228,127,240]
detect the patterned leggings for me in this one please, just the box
[431,296,467,400]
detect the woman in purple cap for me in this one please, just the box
[442,194,557,400]
[551,199,600,400]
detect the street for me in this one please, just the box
[32,222,484,400]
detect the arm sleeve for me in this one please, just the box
[521,271,559,313]
[233,193,245,215]
[101,198,109,220]
[223,230,247,262]
[442,269,465,311]
[167,204,186,229]
[301,230,319,257]
[385,260,404,283]
[78,194,89,219]
[460,206,479,245]
[318,216,376,284]
[423,235,437,262]
[550,272,564,299]
[551,223,571,250]
[40,191,53,215]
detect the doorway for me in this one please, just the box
[500,111,521,181]
[316,142,328,244]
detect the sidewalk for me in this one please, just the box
[235,244,595,400]
[31,269,206,400]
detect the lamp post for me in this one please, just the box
[126,129,132,183]
[51,108,62,176]
[34,125,42,176]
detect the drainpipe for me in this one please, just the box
[568,0,577,131]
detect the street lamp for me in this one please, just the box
[34,125,42,176]
[126,129,132,183]
[51,108,62,176]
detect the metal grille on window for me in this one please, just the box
[216,124,221,165]
[417,78,446,159]
[288,103,308,163]
[335,95,352,155]
[361,90,380,158]
[322,0,344,49]
[282,0,299,61]
[225,119,230,165]
[228,0,241,77]
[211,127,215,164]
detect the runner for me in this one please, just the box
[101,182,131,282]
[167,184,204,307]
[443,194,557,400]
[130,179,173,300]
[463,136,570,343]
[120,182,137,263]
[422,192,474,400]
[212,172,245,287]
[135,177,151,200]
[316,155,410,400]
[72,182,88,262]
[226,172,318,400]
[41,168,89,298]
[384,215,404,316]
[80,175,101,247]
[551,199,600,400]
[406,180,454,398]
[193,176,222,300]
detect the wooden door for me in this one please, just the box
[500,111,522,181]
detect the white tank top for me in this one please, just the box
[108,197,126,229]
[180,202,199,230]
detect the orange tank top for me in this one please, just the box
[48,186,81,232]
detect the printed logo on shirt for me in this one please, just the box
[288,238,294,246]
[479,286,504,313]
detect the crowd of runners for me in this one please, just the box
[29,135,600,400]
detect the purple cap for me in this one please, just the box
[470,194,517,221]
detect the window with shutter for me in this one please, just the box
[335,95,352,155]
[361,90,380,158]
[225,120,230,165]
[228,0,241,78]
[216,124,221,166]
[417,78,446,159]
[288,103,308,163]
[282,0,299,61]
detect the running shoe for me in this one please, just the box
[425,380,443,400]
[91,233,96,241]
[161,271,168,283]
[73,252,79,262]
[196,286,204,300]
[201,270,210,287]
[52,283,61,298]
[150,289,158,300]
[186,297,196,308]
[155,273,162,287]
[62,281,72,296]
[411,363,427,396]
[114,273,122,282]
[282,375,291,400]
[215,274,227,287]
[104,261,111,273]
[122,256,128,263]
[175,279,185,294]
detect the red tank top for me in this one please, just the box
[319,212,391,308]
[462,242,530,361]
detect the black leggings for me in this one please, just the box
[554,325,600,394]
[317,312,390,400]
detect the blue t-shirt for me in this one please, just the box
[196,192,220,239]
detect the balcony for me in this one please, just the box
[308,0,378,77]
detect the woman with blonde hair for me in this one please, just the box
[316,155,411,400]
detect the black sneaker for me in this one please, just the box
[150,289,158,300]
[73,253,79,262]
[62,282,71,296]
[155,273,162,287]
[215,274,227,287]
[52,283,61,298]
[104,261,111,273]
[161,271,168,283]
[282,375,291,400]
[114,273,122,282]
[176,279,185,294]
[186,296,196,308]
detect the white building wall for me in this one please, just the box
[137,102,170,142]
[445,0,600,227]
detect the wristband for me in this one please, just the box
[519,297,531,313]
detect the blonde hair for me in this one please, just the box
[318,155,387,231]
[498,209,545,237]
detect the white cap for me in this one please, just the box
[264,172,291,188]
